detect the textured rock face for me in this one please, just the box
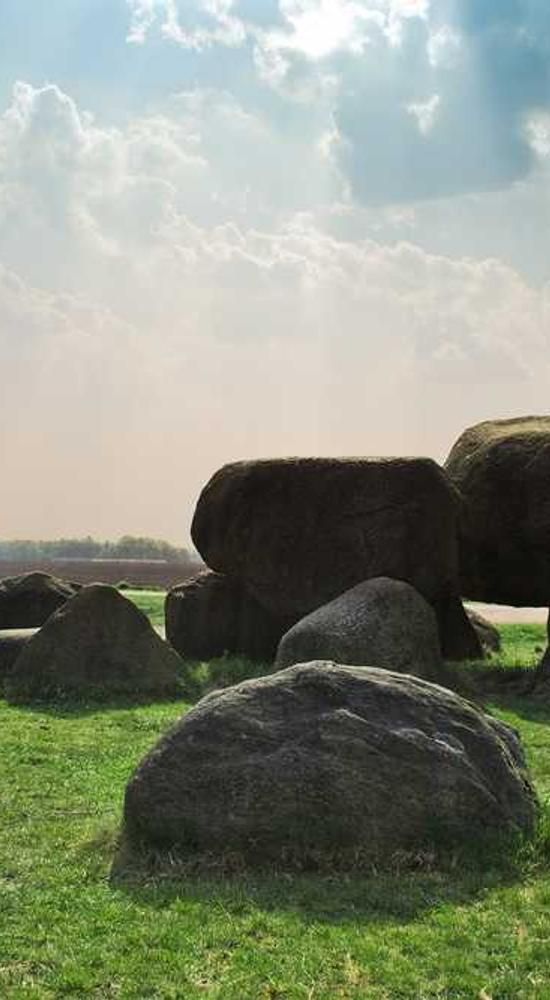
[0,572,78,629]
[122,662,537,863]
[191,457,480,660]
[445,416,550,605]
[165,571,292,662]
[6,584,182,702]
[466,608,501,654]
[534,611,550,687]
[0,629,37,685]
[275,578,442,680]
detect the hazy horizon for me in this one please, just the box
[1,1,549,546]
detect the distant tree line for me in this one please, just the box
[0,536,198,564]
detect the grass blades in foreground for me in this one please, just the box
[497,623,547,669]
[2,623,550,998]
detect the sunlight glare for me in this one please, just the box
[281,0,376,59]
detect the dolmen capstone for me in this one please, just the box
[275,577,442,679]
[445,416,550,606]
[166,571,291,661]
[121,662,537,866]
[191,457,482,661]
[0,571,79,628]
[6,584,182,702]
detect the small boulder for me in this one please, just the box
[121,661,537,864]
[275,577,442,680]
[6,584,182,702]
[0,572,78,628]
[0,628,37,686]
[466,608,501,655]
[166,571,292,662]
[445,416,550,605]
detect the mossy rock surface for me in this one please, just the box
[6,584,181,702]
[122,661,538,865]
[0,571,78,628]
[275,577,443,680]
[445,416,550,605]
[192,456,480,660]
[166,570,292,662]
[0,628,37,686]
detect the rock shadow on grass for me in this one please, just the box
[109,823,543,929]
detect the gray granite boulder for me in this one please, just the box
[275,577,442,679]
[445,416,550,606]
[6,584,182,702]
[166,571,292,662]
[466,608,501,655]
[121,661,537,864]
[0,628,37,686]
[0,572,78,628]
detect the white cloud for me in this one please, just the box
[1,78,549,540]
[525,112,550,159]
[427,24,462,69]
[126,0,162,44]
[127,0,246,50]
[125,1,550,211]
[259,0,429,59]
[1,79,547,386]
[0,80,345,302]
[384,0,429,45]
[259,1,382,60]
[407,93,440,135]
[126,0,430,63]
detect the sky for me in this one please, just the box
[1,0,550,544]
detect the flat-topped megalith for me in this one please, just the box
[191,456,481,660]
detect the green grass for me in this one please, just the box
[2,621,550,998]
[497,624,547,669]
[124,589,166,628]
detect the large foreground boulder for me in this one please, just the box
[0,572,78,628]
[275,577,442,679]
[6,584,182,702]
[122,662,537,864]
[445,416,550,605]
[0,628,37,686]
[166,571,292,661]
[191,457,481,660]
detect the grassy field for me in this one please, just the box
[2,612,550,998]
[498,624,547,668]
[125,588,166,628]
